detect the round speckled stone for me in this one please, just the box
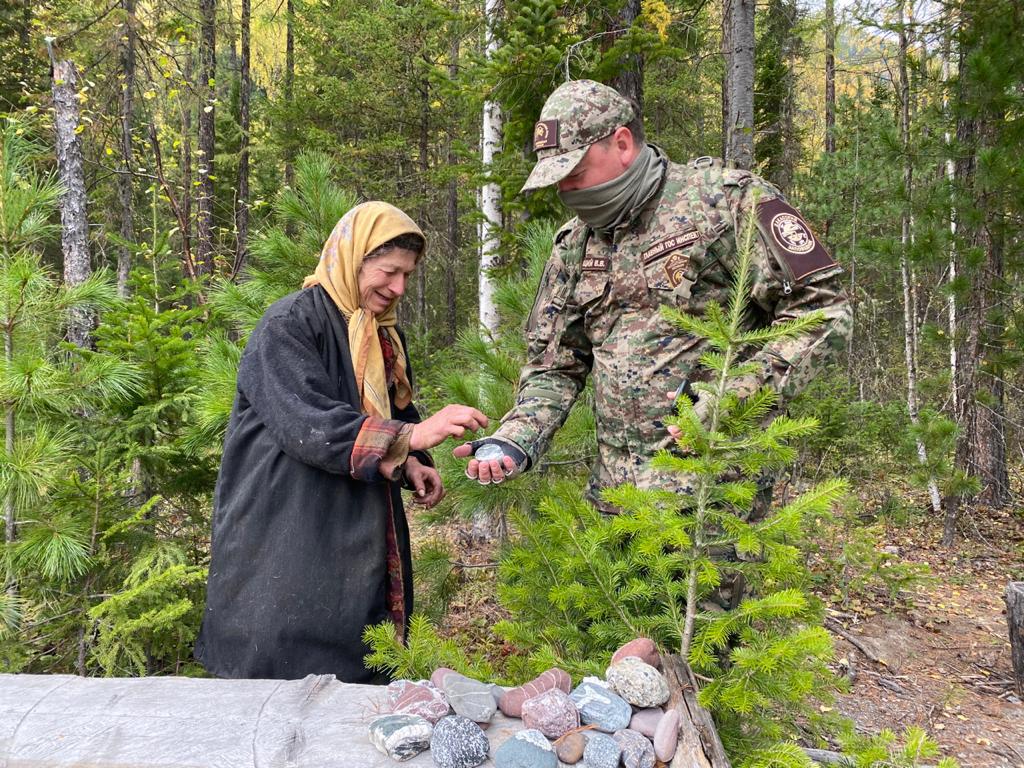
[614,728,656,768]
[605,657,670,708]
[521,688,579,739]
[430,715,489,768]
[583,732,622,768]
[493,728,557,768]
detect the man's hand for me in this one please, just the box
[452,443,518,484]
[410,405,489,451]
[452,438,529,485]
[404,456,444,508]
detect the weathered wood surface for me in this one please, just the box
[662,653,732,768]
[1007,581,1024,697]
[0,673,524,767]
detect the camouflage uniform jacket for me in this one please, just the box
[494,156,852,511]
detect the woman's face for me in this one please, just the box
[358,247,419,316]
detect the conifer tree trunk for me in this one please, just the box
[725,0,754,169]
[284,0,295,189]
[823,0,835,244]
[479,0,502,336]
[234,0,250,276]
[611,0,643,110]
[417,70,430,332]
[51,57,94,348]
[720,0,731,160]
[180,53,194,273]
[196,0,216,275]
[116,0,136,297]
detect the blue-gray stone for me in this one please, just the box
[368,713,432,761]
[583,732,621,768]
[569,677,632,733]
[442,673,497,723]
[615,728,656,768]
[430,715,489,768]
[493,728,557,768]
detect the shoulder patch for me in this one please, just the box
[756,198,836,281]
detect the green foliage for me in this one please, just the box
[363,613,495,682]
[836,723,960,768]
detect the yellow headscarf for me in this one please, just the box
[302,201,424,419]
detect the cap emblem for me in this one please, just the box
[533,120,559,150]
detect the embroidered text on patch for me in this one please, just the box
[770,212,815,255]
[582,255,610,272]
[642,227,701,264]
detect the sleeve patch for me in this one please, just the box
[756,197,837,281]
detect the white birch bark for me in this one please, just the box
[478,0,502,336]
[898,3,941,513]
[943,36,958,414]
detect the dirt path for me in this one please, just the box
[826,507,1023,767]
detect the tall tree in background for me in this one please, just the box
[234,0,251,276]
[724,0,754,169]
[611,0,643,109]
[48,47,94,348]
[823,0,836,244]
[479,0,502,335]
[754,0,801,191]
[116,0,136,297]
[196,0,216,275]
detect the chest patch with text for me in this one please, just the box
[642,227,701,265]
[581,255,610,272]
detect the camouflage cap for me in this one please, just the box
[520,79,635,193]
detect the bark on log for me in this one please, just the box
[1007,582,1024,697]
[662,653,731,768]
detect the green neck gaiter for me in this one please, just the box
[558,144,666,235]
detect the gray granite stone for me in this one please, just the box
[582,731,622,768]
[605,657,670,708]
[568,677,631,733]
[492,728,557,768]
[430,715,489,768]
[442,673,497,723]
[614,728,656,768]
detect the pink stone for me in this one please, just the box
[385,680,450,724]
[497,667,572,717]
[654,709,680,762]
[611,638,660,669]
[430,667,457,689]
[628,707,664,738]
[521,688,579,739]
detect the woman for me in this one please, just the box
[195,202,486,682]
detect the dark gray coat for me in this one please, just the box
[195,286,425,682]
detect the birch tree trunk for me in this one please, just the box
[823,0,835,245]
[478,0,502,336]
[445,18,460,345]
[116,0,136,297]
[725,0,754,169]
[180,52,194,274]
[417,71,430,332]
[897,3,941,514]
[196,0,216,276]
[51,58,94,349]
[234,0,250,277]
[721,0,731,160]
[942,31,958,415]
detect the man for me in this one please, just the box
[454,79,850,515]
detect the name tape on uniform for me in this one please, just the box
[642,227,701,265]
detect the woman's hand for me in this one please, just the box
[409,405,489,451]
[404,457,444,508]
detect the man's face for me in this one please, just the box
[358,248,418,316]
[556,132,634,193]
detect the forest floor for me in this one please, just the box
[415,484,1024,767]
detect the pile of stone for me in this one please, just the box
[368,637,681,767]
